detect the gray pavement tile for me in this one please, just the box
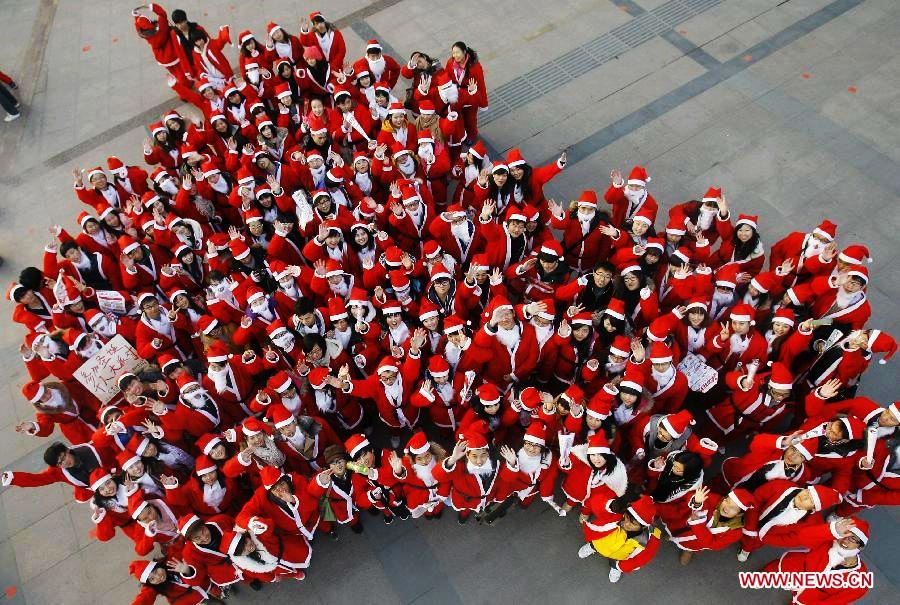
[1,480,71,538]
[12,505,80,583]
[21,550,92,605]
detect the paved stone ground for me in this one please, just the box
[0,0,898,603]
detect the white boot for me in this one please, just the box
[578,543,596,559]
[737,549,750,562]
[4,112,20,122]
[608,567,622,583]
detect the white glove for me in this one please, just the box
[1,471,13,486]
[248,517,268,535]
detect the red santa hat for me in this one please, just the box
[328,297,349,321]
[608,335,631,358]
[585,395,611,421]
[866,330,897,364]
[178,514,203,539]
[406,432,430,456]
[266,22,283,37]
[89,468,113,492]
[685,298,708,312]
[648,342,673,364]
[427,355,450,378]
[728,488,755,511]
[503,206,527,223]
[605,298,626,321]
[129,559,157,584]
[194,455,217,477]
[768,362,793,391]
[506,148,526,168]
[376,357,400,375]
[838,415,867,441]
[62,329,89,351]
[429,263,452,283]
[735,214,759,231]
[627,495,656,526]
[117,449,142,472]
[807,485,840,512]
[627,166,650,187]
[307,115,328,135]
[771,308,795,327]
[476,383,501,406]
[846,265,869,284]
[270,404,296,429]
[303,45,324,63]
[389,270,411,291]
[333,86,353,102]
[750,272,777,294]
[265,320,288,340]
[491,160,509,174]
[374,80,391,93]
[586,432,611,454]
[660,410,694,438]
[76,211,96,229]
[387,102,406,116]
[813,220,837,242]
[307,367,330,390]
[197,315,219,336]
[347,287,371,307]
[118,235,141,255]
[205,341,230,364]
[149,121,167,136]
[570,312,593,327]
[519,387,542,411]
[481,294,514,323]
[838,244,872,266]
[423,240,442,259]
[268,259,290,281]
[267,371,293,394]
[242,417,273,437]
[701,187,722,203]
[419,299,441,322]
[729,303,756,324]
[443,315,465,335]
[647,316,673,342]
[417,129,434,145]
[848,518,870,545]
[560,384,584,406]
[631,207,654,226]
[419,100,436,115]
[21,381,45,403]
[344,434,371,458]
[324,259,345,278]
[384,247,404,267]
[523,423,547,447]
[197,433,223,456]
[459,428,489,451]
[665,217,687,236]
[539,240,564,260]
[715,264,740,289]
[259,466,284,491]
[468,140,487,159]
[576,190,599,208]
[228,239,251,261]
[644,237,665,254]
[532,299,555,321]
[381,297,403,315]
[127,491,153,521]
[618,375,643,395]
[175,373,199,393]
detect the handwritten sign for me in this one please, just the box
[74,335,148,403]
[677,353,719,393]
[96,290,127,315]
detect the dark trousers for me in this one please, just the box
[0,83,19,115]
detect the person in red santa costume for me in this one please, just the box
[604,166,658,228]
[177,513,245,591]
[15,380,96,444]
[486,423,561,522]
[669,484,756,566]
[219,525,308,584]
[343,433,410,523]
[577,489,662,583]
[473,295,539,389]
[716,433,819,493]
[1,440,105,502]
[556,431,628,513]
[306,444,365,537]
[625,410,717,484]
[785,266,872,331]
[432,428,514,525]
[624,340,689,415]
[410,355,469,436]
[762,516,871,604]
[128,557,213,605]
[738,480,841,562]
[387,432,449,520]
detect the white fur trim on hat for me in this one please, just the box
[348,438,370,458]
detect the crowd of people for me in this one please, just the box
[2,4,897,604]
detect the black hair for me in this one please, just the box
[409,51,440,75]
[275,212,295,225]
[294,298,317,316]
[302,333,326,354]
[608,483,643,513]
[452,41,479,65]
[18,267,44,291]
[43,442,69,467]
[651,451,703,502]
[59,241,79,258]
[189,29,208,45]
[732,226,761,262]
[348,225,373,252]
[171,9,187,23]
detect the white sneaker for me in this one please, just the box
[608,567,622,583]
[737,549,750,562]
[4,113,20,122]
[578,543,596,559]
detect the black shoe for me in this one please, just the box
[350,521,364,534]
[329,528,339,541]
[432,508,443,520]
[457,512,468,525]
[249,579,263,591]
[397,507,411,521]
[384,514,394,525]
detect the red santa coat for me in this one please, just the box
[75,181,130,212]
[492,451,559,503]
[236,471,319,541]
[390,456,445,517]
[550,213,615,273]
[131,580,206,605]
[299,27,347,68]
[231,516,313,578]
[719,433,814,489]
[625,357,689,415]
[705,370,795,439]
[164,475,242,517]
[767,537,870,604]
[604,183,659,228]
[558,445,629,506]
[306,470,357,524]
[180,516,242,587]
[410,372,467,430]
[743,480,829,551]
[4,443,104,502]
[135,308,194,361]
[472,320,539,385]
[707,328,768,373]
[432,456,509,513]
[580,485,662,573]
[789,275,871,329]
[670,493,746,552]
[345,353,422,429]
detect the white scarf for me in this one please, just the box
[687,326,706,353]
[146,313,175,340]
[651,365,676,388]
[389,322,410,348]
[383,376,403,407]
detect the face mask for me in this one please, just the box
[250,300,269,314]
[186,390,208,407]
[80,339,104,359]
[247,69,260,84]
[624,188,644,203]
[160,180,178,195]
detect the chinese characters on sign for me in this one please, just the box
[74,335,148,404]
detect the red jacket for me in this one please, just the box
[345,353,422,428]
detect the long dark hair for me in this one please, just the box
[511,163,534,201]
[651,451,702,502]
[410,51,441,75]
[588,452,621,478]
[452,41,479,65]
[733,226,761,261]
